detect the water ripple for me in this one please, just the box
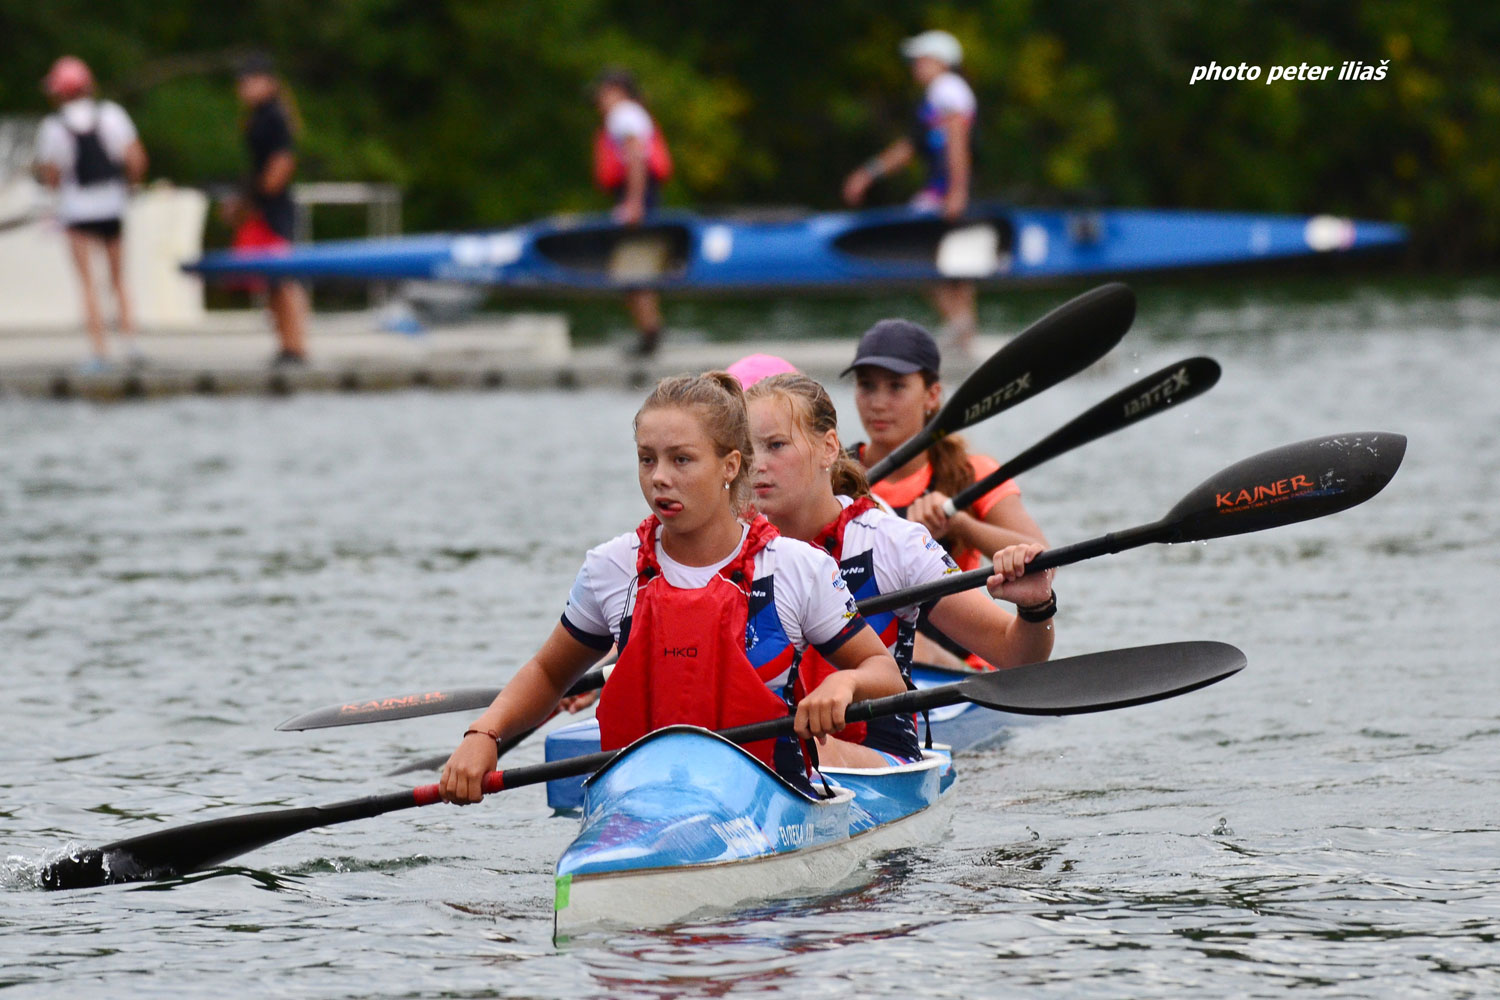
[2,303,1498,997]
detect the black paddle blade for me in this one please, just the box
[385,753,451,777]
[277,687,503,731]
[1162,431,1407,543]
[938,282,1136,433]
[40,791,417,891]
[276,665,609,731]
[864,282,1136,483]
[956,641,1245,715]
[42,809,325,890]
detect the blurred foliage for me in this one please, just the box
[3,0,1496,261]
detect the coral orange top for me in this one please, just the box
[862,448,1020,574]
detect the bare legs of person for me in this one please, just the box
[268,280,310,364]
[626,288,662,356]
[932,279,978,357]
[913,630,971,671]
[812,735,905,769]
[67,230,138,369]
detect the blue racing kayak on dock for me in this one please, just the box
[543,661,1030,811]
[187,203,1406,293]
[552,725,954,935]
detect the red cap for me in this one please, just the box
[44,56,94,99]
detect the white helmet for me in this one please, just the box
[900,30,963,67]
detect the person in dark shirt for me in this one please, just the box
[842,31,980,356]
[228,53,308,366]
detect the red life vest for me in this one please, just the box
[593,124,673,191]
[793,497,880,744]
[596,514,791,770]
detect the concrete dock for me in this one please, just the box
[0,310,998,401]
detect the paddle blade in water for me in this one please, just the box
[957,641,1246,715]
[40,791,423,891]
[1162,431,1407,542]
[42,808,324,890]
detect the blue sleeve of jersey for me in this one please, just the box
[560,613,613,651]
[811,613,870,661]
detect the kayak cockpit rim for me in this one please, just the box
[580,724,834,803]
[819,747,951,778]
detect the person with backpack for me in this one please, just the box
[592,68,673,357]
[34,56,148,372]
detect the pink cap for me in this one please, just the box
[727,353,799,388]
[44,56,94,100]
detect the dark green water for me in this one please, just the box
[2,278,1497,998]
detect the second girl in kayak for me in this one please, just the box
[746,372,1056,768]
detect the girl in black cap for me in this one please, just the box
[844,319,1047,667]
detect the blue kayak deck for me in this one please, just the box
[553,727,954,934]
[189,203,1406,293]
[543,663,1033,812]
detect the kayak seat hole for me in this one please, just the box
[833,217,1015,268]
[534,224,692,280]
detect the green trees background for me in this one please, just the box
[5,0,1496,263]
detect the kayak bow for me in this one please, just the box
[552,726,954,935]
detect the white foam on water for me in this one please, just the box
[3,841,92,891]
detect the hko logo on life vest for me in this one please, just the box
[1216,474,1315,510]
[1123,367,1191,418]
[960,372,1033,424]
[662,645,699,657]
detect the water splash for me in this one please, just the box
[2,852,43,890]
[3,841,94,891]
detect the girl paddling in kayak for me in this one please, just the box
[846,318,1045,562]
[844,318,1048,668]
[745,373,1056,768]
[441,372,907,801]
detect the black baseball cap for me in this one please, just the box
[236,51,277,78]
[840,318,941,376]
